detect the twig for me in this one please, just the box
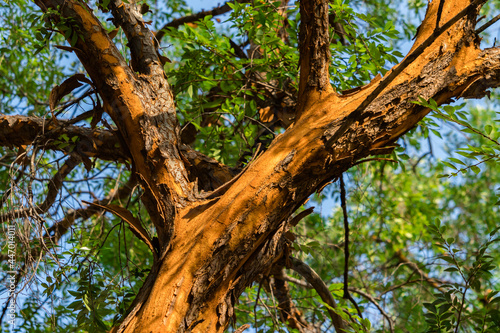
[348,287,395,333]
[254,279,263,331]
[0,154,81,223]
[352,157,397,167]
[235,324,251,333]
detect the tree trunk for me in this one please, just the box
[26,0,500,331]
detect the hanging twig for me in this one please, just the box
[339,175,363,319]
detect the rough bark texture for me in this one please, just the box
[4,0,499,332]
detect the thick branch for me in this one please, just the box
[115,0,500,331]
[324,0,487,145]
[0,115,236,192]
[0,115,128,162]
[33,0,193,250]
[107,0,163,75]
[298,0,334,110]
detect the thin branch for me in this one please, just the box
[378,279,430,297]
[0,154,81,223]
[340,174,350,299]
[289,257,347,333]
[0,115,129,162]
[475,13,500,34]
[394,251,446,293]
[348,287,395,333]
[155,0,250,43]
[339,175,363,319]
[46,177,136,242]
[352,157,397,167]
[0,177,136,264]
[281,273,312,289]
[235,324,251,333]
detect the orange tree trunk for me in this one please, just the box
[29,0,500,331]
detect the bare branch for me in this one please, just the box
[0,115,237,193]
[46,177,135,241]
[394,251,447,293]
[0,177,136,264]
[281,273,312,289]
[339,175,363,319]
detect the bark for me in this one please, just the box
[7,0,500,331]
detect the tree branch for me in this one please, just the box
[271,268,321,332]
[289,257,347,333]
[394,251,447,293]
[325,0,488,146]
[0,176,136,263]
[348,287,395,333]
[298,0,334,110]
[0,114,237,192]
[155,0,251,43]
[107,0,163,75]
[0,115,129,162]
[339,175,362,319]
[475,13,500,34]
[0,153,81,223]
